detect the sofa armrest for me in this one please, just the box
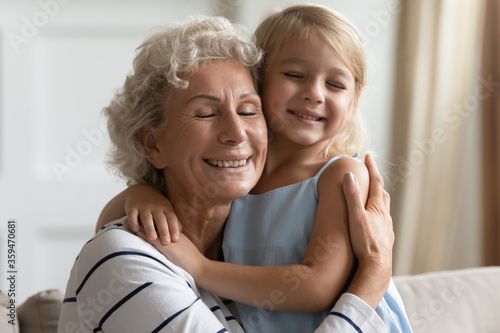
[0,290,19,333]
[17,289,64,333]
[394,266,500,333]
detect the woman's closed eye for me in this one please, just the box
[195,113,216,119]
[237,103,261,116]
[194,106,218,119]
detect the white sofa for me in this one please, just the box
[393,266,500,332]
[1,266,499,332]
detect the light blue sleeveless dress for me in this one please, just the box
[223,155,412,332]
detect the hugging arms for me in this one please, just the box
[59,9,410,332]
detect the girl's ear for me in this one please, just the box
[138,125,167,169]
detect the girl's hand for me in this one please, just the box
[123,184,181,245]
[137,232,205,279]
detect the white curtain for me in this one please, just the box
[389,0,486,275]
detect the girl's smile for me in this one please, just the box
[261,35,359,153]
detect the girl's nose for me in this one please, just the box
[301,79,325,104]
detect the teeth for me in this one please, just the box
[206,159,247,168]
[291,111,321,121]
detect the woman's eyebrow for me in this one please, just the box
[186,94,220,105]
[240,92,259,99]
[187,92,258,105]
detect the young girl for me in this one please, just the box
[98,4,411,332]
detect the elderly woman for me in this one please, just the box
[58,17,393,332]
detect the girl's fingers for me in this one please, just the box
[153,212,171,245]
[139,211,157,241]
[165,210,181,242]
[125,208,140,232]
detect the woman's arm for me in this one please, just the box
[343,154,393,308]
[314,154,394,332]
[96,184,181,244]
[147,157,369,312]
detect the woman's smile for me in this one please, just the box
[205,158,249,168]
[151,60,267,204]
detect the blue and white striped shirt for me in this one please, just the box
[58,218,243,333]
[58,217,387,332]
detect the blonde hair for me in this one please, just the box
[255,4,368,157]
[104,16,262,193]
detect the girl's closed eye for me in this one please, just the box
[326,81,345,90]
[284,72,304,79]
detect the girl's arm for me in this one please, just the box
[96,184,181,244]
[315,155,394,333]
[148,157,369,312]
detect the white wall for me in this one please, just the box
[0,0,399,304]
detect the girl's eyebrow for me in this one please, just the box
[280,57,352,79]
[328,68,353,81]
[280,57,305,65]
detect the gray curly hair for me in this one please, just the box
[104,16,263,193]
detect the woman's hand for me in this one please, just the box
[342,154,394,309]
[123,184,182,245]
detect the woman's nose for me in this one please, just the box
[219,113,247,145]
[301,79,325,104]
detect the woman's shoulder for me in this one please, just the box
[78,218,195,285]
[87,218,140,253]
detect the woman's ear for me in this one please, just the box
[138,125,167,169]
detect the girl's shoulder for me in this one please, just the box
[317,155,369,195]
[319,155,367,177]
